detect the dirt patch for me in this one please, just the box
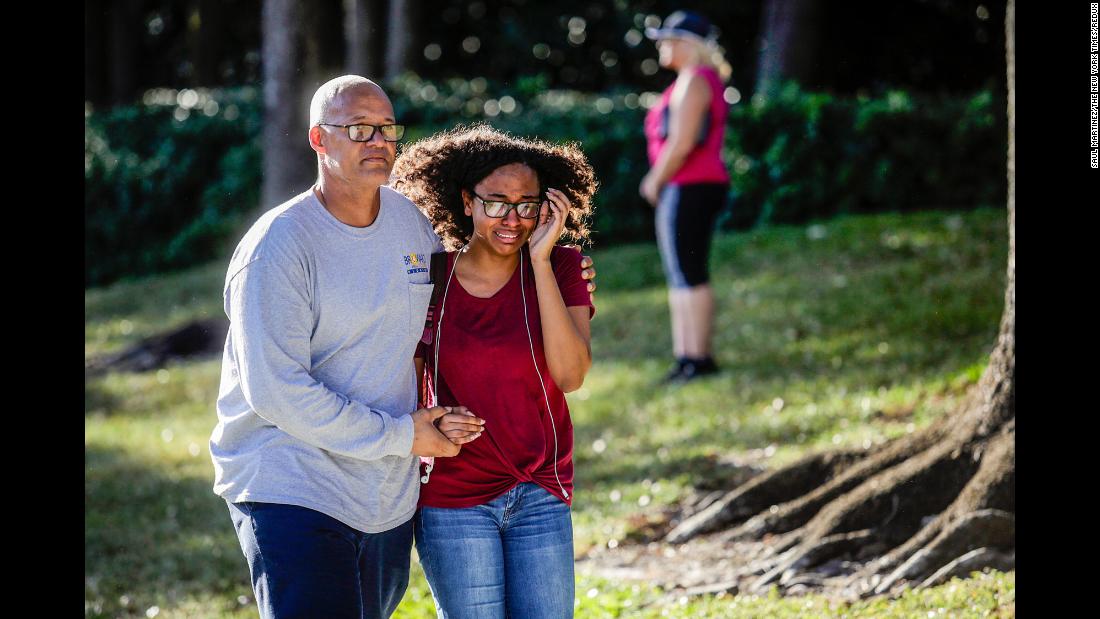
[579,531,872,601]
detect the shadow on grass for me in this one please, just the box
[85,445,251,617]
[85,381,121,417]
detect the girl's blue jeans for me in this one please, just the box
[414,482,575,618]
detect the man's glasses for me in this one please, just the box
[318,123,406,142]
[471,192,542,219]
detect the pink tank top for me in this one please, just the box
[644,65,729,185]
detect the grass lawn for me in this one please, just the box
[85,208,1013,618]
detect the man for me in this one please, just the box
[210,75,594,618]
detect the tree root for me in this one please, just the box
[751,529,874,592]
[872,509,1014,595]
[794,428,983,554]
[855,420,1015,588]
[918,547,1015,589]
[665,448,865,543]
[668,413,959,545]
[657,406,1013,600]
[669,410,1012,599]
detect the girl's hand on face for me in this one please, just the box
[527,188,570,263]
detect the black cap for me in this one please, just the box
[644,10,716,41]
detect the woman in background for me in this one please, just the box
[639,10,732,382]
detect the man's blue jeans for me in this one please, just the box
[227,501,413,619]
[414,482,575,619]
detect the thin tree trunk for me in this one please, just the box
[302,0,345,84]
[754,0,823,98]
[108,0,141,105]
[1006,0,1014,275]
[344,0,381,77]
[262,0,315,210]
[85,0,107,106]
[384,0,414,81]
[192,0,227,86]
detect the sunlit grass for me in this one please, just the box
[86,208,1011,618]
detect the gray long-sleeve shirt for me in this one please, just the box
[210,186,442,532]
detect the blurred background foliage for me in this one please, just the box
[85,0,1007,287]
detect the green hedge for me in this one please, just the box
[84,79,1005,287]
[725,83,1006,229]
[85,88,262,287]
[389,76,1006,239]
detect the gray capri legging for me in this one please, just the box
[655,182,728,289]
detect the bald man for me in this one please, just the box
[210,76,490,618]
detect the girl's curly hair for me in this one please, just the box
[391,123,598,250]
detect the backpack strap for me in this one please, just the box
[421,251,450,339]
[429,251,449,306]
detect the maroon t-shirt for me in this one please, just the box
[418,245,594,508]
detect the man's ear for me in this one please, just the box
[308,126,326,155]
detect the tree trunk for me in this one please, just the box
[344,0,381,77]
[754,0,824,98]
[85,0,108,106]
[108,0,141,105]
[261,0,316,211]
[384,0,414,81]
[302,0,345,85]
[191,0,227,86]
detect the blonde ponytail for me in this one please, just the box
[687,37,732,83]
[703,40,732,83]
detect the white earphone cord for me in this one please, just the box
[424,248,569,501]
[520,251,569,500]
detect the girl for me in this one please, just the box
[392,124,598,618]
